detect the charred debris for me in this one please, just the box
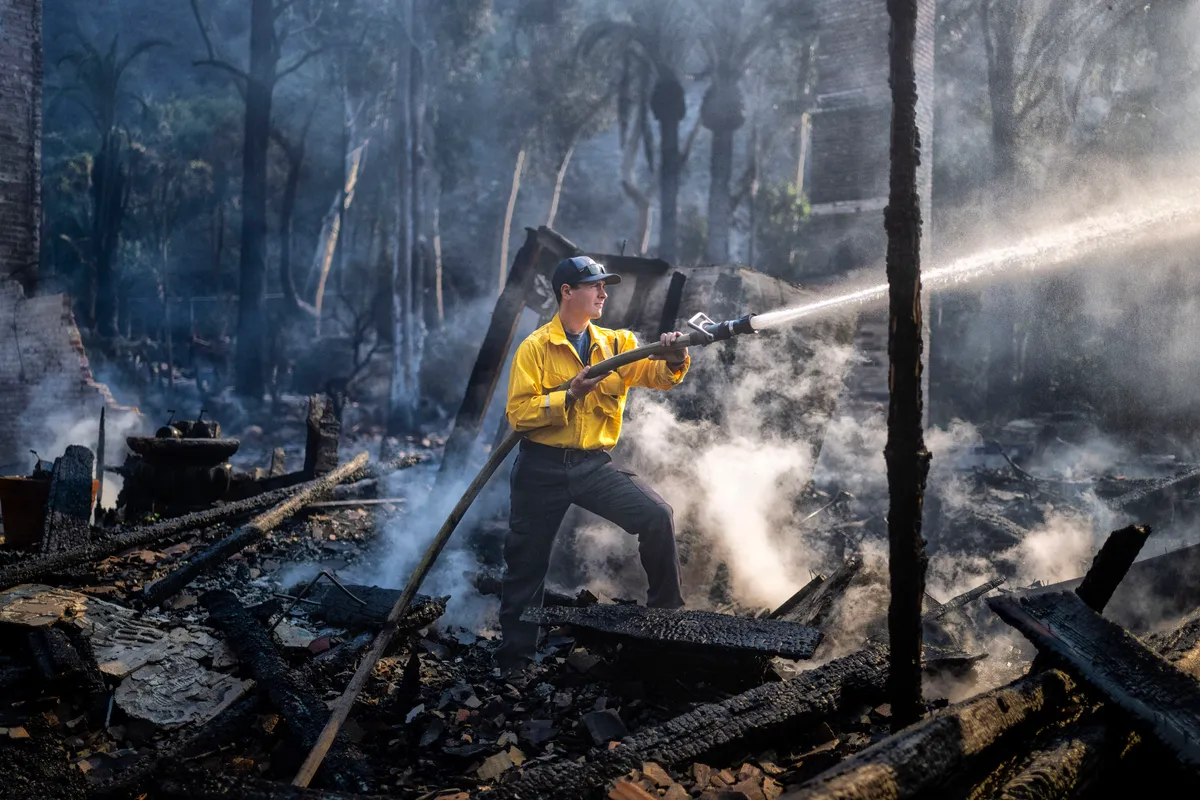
[2,234,1200,798]
[1,394,1200,800]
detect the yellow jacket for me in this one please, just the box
[506,314,690,450]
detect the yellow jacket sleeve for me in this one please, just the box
[506,339,571,432]
[616,331,691,390]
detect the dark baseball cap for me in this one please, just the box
[551,256,622,290]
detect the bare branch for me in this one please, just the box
[189,0,221,63]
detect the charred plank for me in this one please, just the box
[141,453,368,606]
[769,574,827,620]
[484,647,891,800]
[0,482,322,591]
[989,590,1200,772]
[201,589,368,792]
[520,603,822,660]
[778,669,1078,800]
[922,577,1005,623]
[773,556,863,629]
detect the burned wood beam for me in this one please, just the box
[40,445,95,555]
[769,573,827,620]
[989,720,1132,800]
[303,583,445,631]
[1072,525,1151,612]
[436,227,556,483]
[304,394,340,479]
[141,452,368,607]
[989,590,1200,772]
[777,669,1078,800]
[977,610,1200,799]
[483,647,892,800]
[520,603,823,660]
[201,590,369,792]
[0,482,325,591]
[775,556,862,629]
[1029,524,1151,674]
[922,577,1005,623]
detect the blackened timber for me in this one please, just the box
[304,583,446,630]
[777,556,862,628]
[989,590,1200,772]
[304,394,340,478]
[922,577,1005,623]
[482,647,891,800]
[141,452,369,606]
[769,574,827,620]
[0,484,312,591]
[520,604,822,660]
[201,590,368,791]
[991,720,1131,800]
[1029,525,1149,676]
[1072,525,1151,611]
[883,0,932,731]
[40,445,94,555]
[777,669,1078,800]
[436,227,566,481]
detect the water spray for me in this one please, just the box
[292,309,759,786]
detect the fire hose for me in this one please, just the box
[292,312,756,787]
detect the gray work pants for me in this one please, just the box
[496,446,685,668]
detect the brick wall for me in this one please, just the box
[0,0,42,293]
[805,0,936,279]
[0,281,120,471]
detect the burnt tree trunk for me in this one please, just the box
[883,0,931,732]
[92,131,126,337]
[235,0,279,399]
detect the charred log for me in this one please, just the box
[483,647,891,800]
[777,669,1078,800]
[141,453,368,606]
[520,604,822,660]
[989,590,1200,772]
[201,590,369,791]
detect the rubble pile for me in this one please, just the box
[2,399,1200,799]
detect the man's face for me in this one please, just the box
[561,280,609,320]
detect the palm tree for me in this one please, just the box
[580,0,691,262]
[882,0,931,732]
[695,0,815,263]
[55,35,168,336]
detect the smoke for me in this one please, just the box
[555,330,858,610]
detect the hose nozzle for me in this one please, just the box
[685,312,757,346]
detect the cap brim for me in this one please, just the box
[579,273,621,285]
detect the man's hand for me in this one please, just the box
[651,331,688,367]
[567,365,609,402]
